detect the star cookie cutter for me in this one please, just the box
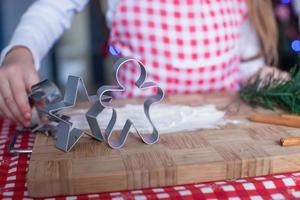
[39,76,112,152]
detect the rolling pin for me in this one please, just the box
[248,113,300,128]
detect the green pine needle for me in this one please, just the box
[239,66,300,114]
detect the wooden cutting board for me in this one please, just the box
[27,93,300,197]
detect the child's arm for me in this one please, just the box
[239,19,288,85]
[239,19,265,81]
[0,0,89,126]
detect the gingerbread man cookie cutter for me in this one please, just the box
[92,57,165,148]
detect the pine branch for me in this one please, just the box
[239,66,300,114]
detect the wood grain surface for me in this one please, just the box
[27,93,300,197]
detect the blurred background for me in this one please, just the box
[0,0,299,92]
[0,0,111,92]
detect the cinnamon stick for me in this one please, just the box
[280,137,300,146]
[280,114,300,121]
[248,113,300,128]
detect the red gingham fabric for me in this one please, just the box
[109,0,248,98]
[1,118,300,199]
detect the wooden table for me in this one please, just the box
[27,93,300,197]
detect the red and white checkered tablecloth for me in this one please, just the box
[1,118,300,200]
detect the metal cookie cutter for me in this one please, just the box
[40,76,113,152]
[8,127,35,154]
[94,57,165,149]
[29,79,62,104]
[8,80,63,154]
[40,76,100,152]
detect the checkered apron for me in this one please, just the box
[109,0,248,98]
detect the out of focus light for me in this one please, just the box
[280,0,291,4]
[109,45,121,56]
[291,40,300,52]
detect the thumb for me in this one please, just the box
[24,70,40,93]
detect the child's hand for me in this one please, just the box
[246,66,290,87]
[0,47,39,127]
[256,66,290,81]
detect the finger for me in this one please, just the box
[0,79,26,126]
[9,76,32,122]
[24,71,40,108]
[271,69,281,80]
[269,69,289,81]
[259,67,278,80]
[279,71,290,81]
[0,94,13,119]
